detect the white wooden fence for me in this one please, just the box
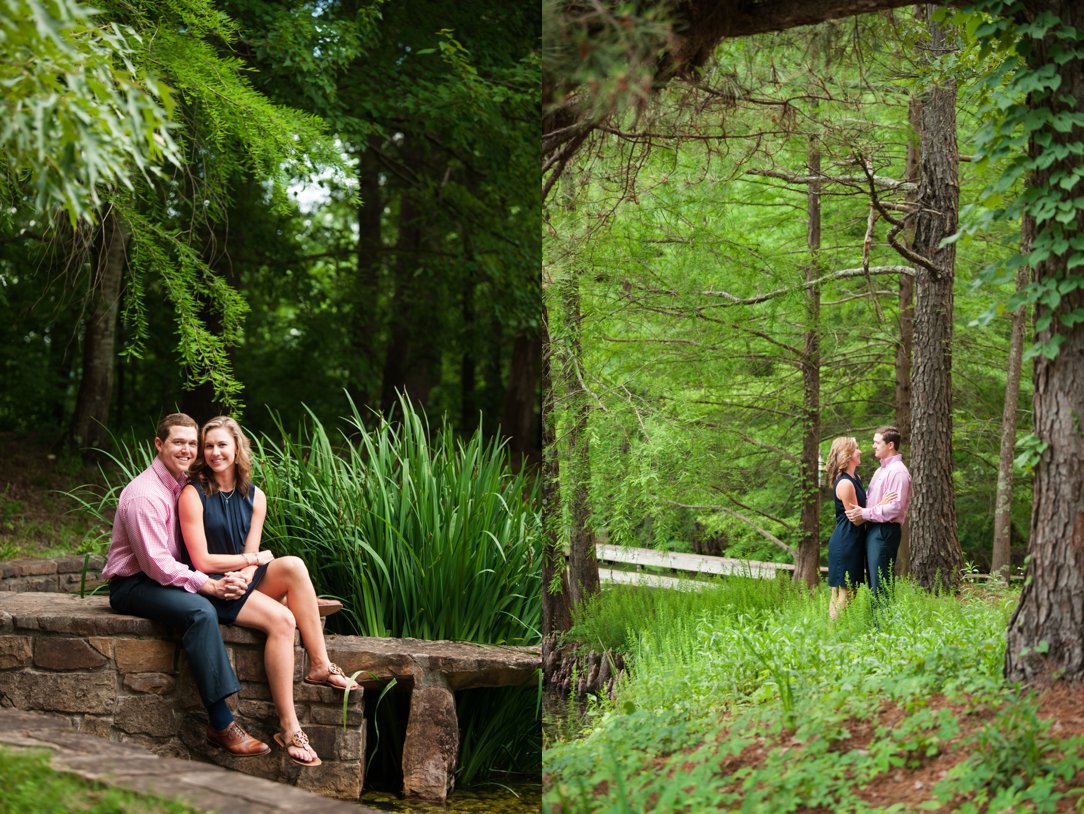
[595,543,821,590]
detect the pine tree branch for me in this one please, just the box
[699,265,915,305]
[662,498,797,558]
[746,168,916,191]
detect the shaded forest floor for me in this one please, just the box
[0,432,111,560]
[546,671,1084,812]
[544,580,1084,812]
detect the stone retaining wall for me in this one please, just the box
[0,555,106,595]
[0,568,541,803]
[0,591,367,801]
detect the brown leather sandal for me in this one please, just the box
[273,728,322,767]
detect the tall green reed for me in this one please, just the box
[255,395,541,646]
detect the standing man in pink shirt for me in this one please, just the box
[102,413,270,757]
[845,425,912,599]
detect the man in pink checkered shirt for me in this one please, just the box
[845,425,912,599]
[103,413,269,757]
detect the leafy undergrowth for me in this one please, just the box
[0,432,112,560]
[544,579,1084,812]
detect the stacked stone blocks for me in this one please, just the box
[0,558,541,802]
[0,591,366,800]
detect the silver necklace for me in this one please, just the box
[219,488,236,505]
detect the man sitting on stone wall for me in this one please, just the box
[102,412,270,756]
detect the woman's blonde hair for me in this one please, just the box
[189,416,253,498]
[825,436,859,485]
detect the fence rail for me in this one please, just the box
[595,543,819,590]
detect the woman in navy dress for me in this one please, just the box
[826,436,867,620]
[179,416,359,767]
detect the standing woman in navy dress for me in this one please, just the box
[826,437,867,621]
[179,416,358,767]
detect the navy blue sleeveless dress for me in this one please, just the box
[827,472,867,589]
[183,481,268,624]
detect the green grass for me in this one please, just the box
[544,579,1084,813]
[0,746,203,814]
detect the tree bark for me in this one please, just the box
[460,267,478,432]
[1005,0,1084,684]
[560,271,600,609]
[501,331,542,472]
[991,222,1031,580]
[907,7,963,591]
[794,137,822,589]
[381,185,438,413]
[69,207,128,453]
[895,86,920,575]
[541,301,572,637]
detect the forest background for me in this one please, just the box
[543,5,1033,582]
[0,0,543,794]
[542,1,1084,809]
[0,0,541,462]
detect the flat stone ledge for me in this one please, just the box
[0,592,271,645]
[327,635,541,689]
[0,708,379,814]
[0,593,541,689]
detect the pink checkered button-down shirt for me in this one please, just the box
[102,456,208,592]
[860,454,912,525]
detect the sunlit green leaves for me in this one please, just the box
[0,0,182,225]
[958,1,1084,361]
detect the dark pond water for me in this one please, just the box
[361,780,541,813]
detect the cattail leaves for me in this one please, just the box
[255,395,541,646]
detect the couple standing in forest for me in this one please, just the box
[101,413,359,768]
[825,427,913,620]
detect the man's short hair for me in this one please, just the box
[156,413,198,441]
[876,425,902,453]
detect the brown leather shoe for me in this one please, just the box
[207,722,271,756]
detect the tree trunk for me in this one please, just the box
[907,7,962,591]
[991,222,1031,580]
[541,301,572,637]
[501,331,542,472]
[69,207,129,453]
[381,186,438,412]
[460,269,478,432]
[560,271,599,609]
[794,137,822,588]
[350,141,384,408]
[895,86,920,576]
[1005,0,1084,684]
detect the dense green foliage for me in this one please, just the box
[256,397,541,645]
[0,0,182,225]
[0,746,202,814]
[545,580,1084,812]
[957,1,1084,361]
[543,11,1031,571]
[0,0,541,455]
